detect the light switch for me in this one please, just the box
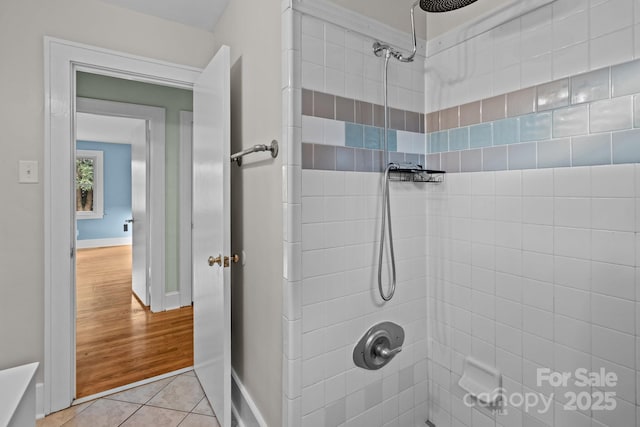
[19,160,38,183]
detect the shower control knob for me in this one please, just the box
[353,321,404,370]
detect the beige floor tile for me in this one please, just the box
[178,413,220,427]
[37,401,93,427]
[105,377,174,404]
[62,399,140,427]
[120,405,188,426]
[181,370,196,377]
[191,398,215,417]
[147,375,204,412]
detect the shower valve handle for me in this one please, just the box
[375,343,402,359]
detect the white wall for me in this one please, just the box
[209,1,283,426]
[0,0,215,382]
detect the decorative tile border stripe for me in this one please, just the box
[427,58,640,142]
[302,89,425,134]
[302,142,425,172]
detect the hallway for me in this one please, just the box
[76,245,193,398]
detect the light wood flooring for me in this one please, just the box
[76,245,193,398]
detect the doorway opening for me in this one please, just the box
[72,74,195,399]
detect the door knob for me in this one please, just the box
[223,254,240,267]
[208,255,222,267]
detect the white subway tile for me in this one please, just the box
[591,164,635,197]
[554,167,591,197]
[555,285,591,322]
[591,230,635,266]
[523,305,554,340]
[302,34,324,65]
[591,198,635,231]
[554,198,591,228]
[522,278,554,311]
[554,227,591,260]
[522,224,554,254]
[591,261,636,299]
[555,314,591,353]
[522,197,554,225]
[523,333,554,367]
[592,325,636,369]
[553,41,589,79]
[522,251,554,283]
[302,115,324,144]
[590,0,634,39]
[554,256,591,291]
[591,293,635,334]
[591,356,636,404]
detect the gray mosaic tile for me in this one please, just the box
[389,152,406,164]
[612,58,640,97]
[537,78,569,111]
[508,142,537,170]
[302,143,314,169]
[426,111,440,132]
[335,96,355,123]
[482,94,506,122]
[355,148,373,172]
[571,68,610,104]
[313,144,336,170]
[442,151,461,173]
[483,146,508,171]
[314,92,335,119]
[302,89,313,116]
[552,105,589,138]
[336,146,355,171]
[426,153,441,170]
[390,108,405,130]
[440,106,459,130]
[460,101,481,126]
[537,139,570,168]
[356,101,373,126]
[461,149,482,172]
[590,96,633,133]
[571,133,611,166]
[507,87,536,117]
[406,111,420,133]
[612,129,640,164]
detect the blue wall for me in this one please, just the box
[76,141,132,241]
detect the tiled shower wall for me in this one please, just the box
[425,0,640,426]
[292,11,432,427]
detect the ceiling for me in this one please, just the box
[97,0,230,32]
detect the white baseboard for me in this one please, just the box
[231,370,267,427]
[36,383,44,420]
[76,237,132,249]
[164,291,181,311]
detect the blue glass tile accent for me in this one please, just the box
[538,139,570,168]
[386,130,397,152]
[493,117,520,145]
[612,129,640,164]
[572,134,612,166]
[430,131,449,153]
[364,126,382,150]
[345,123,364,148]
[469,123,493,148]
[449,127,470,151]
[520,113,552,142]
[508,142,537,170]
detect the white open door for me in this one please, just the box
[130,123,147,305]
[192,46,231,427]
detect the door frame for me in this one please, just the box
[179,111,194,308]
[76,97,166,310]
[44,37,202,414]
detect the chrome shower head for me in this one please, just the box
[419,0,479,13]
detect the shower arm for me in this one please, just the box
[373,0,419,63]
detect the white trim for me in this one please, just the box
[72,367,194,405]
[426,0,555,56]
[76,97,166,313]
[35,383,44,420]
[75,150,104,220]
[291,0,426,60]
[76,238,132,249]
[164,291,181,311]
[231,370,268,427]
[179,111,194,308]
[44,36,202,415]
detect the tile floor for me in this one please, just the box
[37,371,220,427]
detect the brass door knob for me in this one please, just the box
[208,255,222,267]
[223,254,240,268]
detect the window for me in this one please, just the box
[76,149,104,219]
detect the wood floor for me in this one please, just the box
[76,245,193,398]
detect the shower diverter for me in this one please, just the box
[353,322,404,370]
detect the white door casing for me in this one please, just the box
[44,37,227,414]
[76,98,165,309]
[192,46,231,427]
[179,111,194,308]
